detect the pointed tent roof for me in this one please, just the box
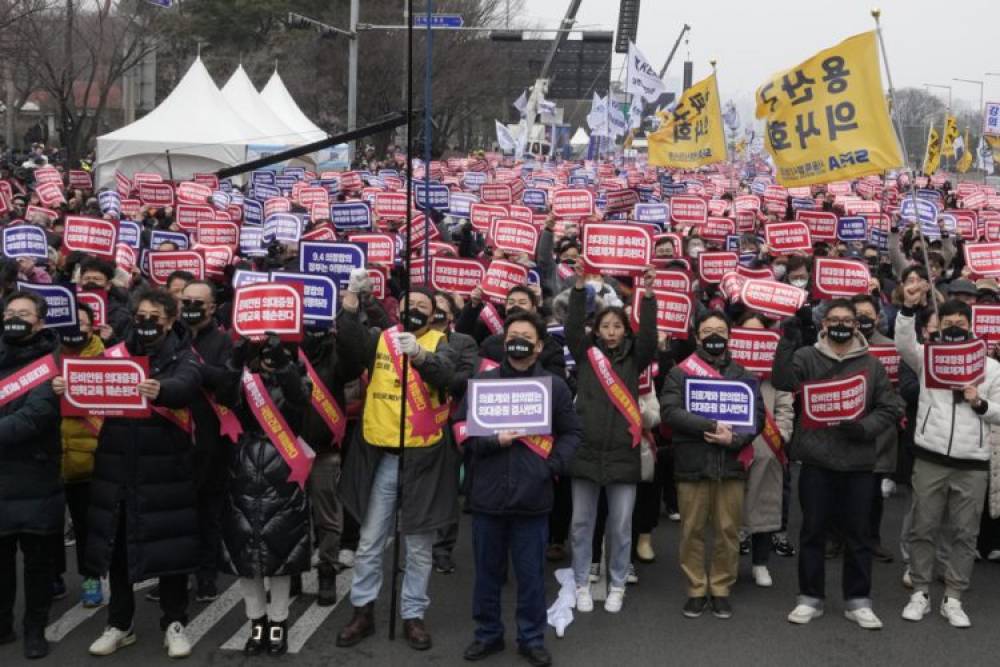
[222,65,304,146]
[260,70,327,143]
[570,127,590,146]
[96,57,264,184]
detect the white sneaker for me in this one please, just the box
[588,563,600,583]
[987,549,1000,562]
[881,478,896,498]
[902,567,913,589]
[604,586,626,613]
[625,563,639,585]
[163,622,192,659]
[337,549,356,568]
[901,591,930,621]
[752,565,773,587]
[89,626,136,656]
[668,512,681,522]
[787,604,823,624]
[844,607,883,630]
[575,585,594,612]
[940,597,971,628]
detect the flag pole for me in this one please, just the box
[388,0,415,642]
[871,8,939,322]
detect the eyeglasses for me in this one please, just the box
[3,309,35,320]
[825,317,856,326]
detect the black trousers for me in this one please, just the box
[797,465,875,602]
[107,504,188,631]
[548,476,572,545]
[196,487,224,583]
[0,533,54,633]
[55,482,96,579]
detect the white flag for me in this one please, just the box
[976,136,994,174]
[626,41,666,103]
[609,104,628,138]
[587,93,608,136]
[496,120,516,153]
[629,103,643,130]
[538,98,556,116]
[513,90,528,118]
[515,120,528,159]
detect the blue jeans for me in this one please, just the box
[349,455,434,620]
[472,513,548,649]
[571,479,637,588]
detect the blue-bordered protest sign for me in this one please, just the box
[330,202,372,231]
[466,376,552,436]
[271,271,338,323]
[684,377,757,433]
[240,226,266,257]
[899,196,939,225]
[98,190,121,216]
[522,188,548,210]
[836,216,868,242]
[299,241,366,289]
[251,170,276,186]
[3,226,49,259]
[263,213,303,243]
[117,220,141,249]
[150,229,189,250]
[634,202,669,226]
[233,269,270,288]
[17,281,76,328]
[244,199,264,226]
[414,182,451,211]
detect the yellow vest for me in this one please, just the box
[363,328,448,448]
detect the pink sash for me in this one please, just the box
[587,347,642,448]
[479,302,504,335]
[241,370,314,488]
[0,353,58,407]
[298,349,347,445]
[452,420,553,459]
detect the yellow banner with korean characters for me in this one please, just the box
[754,31,903,187]
[923,126,940,175]
[648,72,727,169]
[942,115,959,157]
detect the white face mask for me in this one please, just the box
[773,264,787,280]
[688,244,705,258]
[790,277,809,289]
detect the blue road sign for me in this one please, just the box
[414,14,464,28]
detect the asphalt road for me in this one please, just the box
[5,467,1000,666]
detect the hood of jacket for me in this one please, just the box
[815,330,869,361]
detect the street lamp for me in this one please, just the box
[923,83,952,108]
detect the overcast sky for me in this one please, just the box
[522,0,1000,120]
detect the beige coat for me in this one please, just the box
[743,380,794,533]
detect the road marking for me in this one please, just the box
[184,580,243,647]
[286,569,352,654]
[220,572,317,651]
[46,578,156,642]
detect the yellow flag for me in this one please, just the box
[957,128,973,173]
[922,126,940,175]
[754,31,902,187]
[648,72,727,168]
[942,115,959,157]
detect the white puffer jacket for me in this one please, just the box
[896,313,1000,462]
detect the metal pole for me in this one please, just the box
[388,0,414,642]
[422,0,433,267]
[873,9,939,322]
[954,78,985,183]
[347,0,359,163]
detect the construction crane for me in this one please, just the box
[520,0,583,156]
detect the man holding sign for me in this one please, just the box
[896,285,1000,628]
[661,310,765,620]
[456,311,580,666]
[0,290,62,659]
[773,298,901,630]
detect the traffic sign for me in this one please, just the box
[414,14,464,28]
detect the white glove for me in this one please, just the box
[347,268,372,295]
[394,331,421,357]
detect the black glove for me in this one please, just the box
[781,316,802,344]
[231,337,254,369]
[260,335,292,370]
[837,421,866,440]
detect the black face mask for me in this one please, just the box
[431,311,448,325]
[505,338,534,360]
[180,304,207,326]
[404,308,429,332]
[857,315,876,339]
[59,326,89,348]
[134,316,163,345]
[701,333,728,356]
[2,317,32,342]
[827,324,855,344]
[81,282,103,292]
[941,325,969,343]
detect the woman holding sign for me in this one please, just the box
[565,263,657,614]
[660,311,765,620]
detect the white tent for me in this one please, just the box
[221,65,305,147]
[570,127,590,146]
[96,57,263,186]
[259,70,327,143]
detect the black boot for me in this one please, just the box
[23,626,49,660]
[267,620,288,656]
[244,616,267,656]
[289,574,302,597]
[317,564,337,607]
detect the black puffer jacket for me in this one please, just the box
[565,287,657,485]
[0,329,63,536]
[660,349,765,481]
[217,357,313,578]
[86,323,203,581]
